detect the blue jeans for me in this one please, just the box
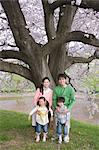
[36,122,48,133]
[57,121,68,136]
[55,112,70,135]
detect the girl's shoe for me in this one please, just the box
[42,133,47,142]
[36,135,40,142]
[58,135,62,144]
[42,136,46,142]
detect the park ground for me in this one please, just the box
[0,110,99,150]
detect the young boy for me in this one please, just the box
[55,97,69,144]
[53,73,75,142]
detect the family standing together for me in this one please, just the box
[28,73,75,144]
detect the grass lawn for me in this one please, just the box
[0,110,99,150]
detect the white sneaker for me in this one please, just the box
[42,136,46,142]
[36,135,40,142]
[64,135,69,143]
[42,133,47,142]
[58,135,62,144]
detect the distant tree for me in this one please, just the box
[82,70,99,93]
[0,0,99,87]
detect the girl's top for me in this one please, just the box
[29,106,53,125]
[33,88,53,107]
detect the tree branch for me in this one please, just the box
[41,0,56,41]
[0,59,33,82]
[67,31,99,47]
[94,50,99,59]
[57,5,77,34]
[0,50,29,64]
[7,43,17,47]
[64,54,97,70]
[68,55,96,64]
[0,0,38,52]
[50,0,99,12]
[43,31,99,56]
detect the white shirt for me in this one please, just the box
[29,105,53,125]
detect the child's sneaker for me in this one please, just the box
[58,135,62,144]
[36,134,40,142]
[64,135,69,143]
[42,136,46,142]
[42,133,47,142]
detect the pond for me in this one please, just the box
[0,93,99,125]
[0,93,34,114]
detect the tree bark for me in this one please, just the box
[0,0,99,88]
[49,5,77,82]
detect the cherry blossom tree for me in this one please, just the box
[0,0,99,87]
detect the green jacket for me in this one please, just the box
[53,84,75,111]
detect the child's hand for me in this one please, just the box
[56,106,60,113]
[65,122,68,126]
[37,110,41,115]
[62,109,68,114]
[28,115,31,121]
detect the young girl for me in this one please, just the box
[29,97,53,142]
[55,97,69,144]
[32,77,53,126]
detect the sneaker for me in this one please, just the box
[64,135,69,143]
[43,136,46,142]
[36,135,40,142]
[58,135,62,144]
[58,139,62,144]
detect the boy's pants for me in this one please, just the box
[54,112,70,137]
[57,122,68,136]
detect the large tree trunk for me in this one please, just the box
[49,44,66,82]
[0,0,99,89]
[49,5,77,82]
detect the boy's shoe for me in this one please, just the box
[58,139,62,144]
[64,135,69,143]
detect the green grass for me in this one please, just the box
[0,110,99,150]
